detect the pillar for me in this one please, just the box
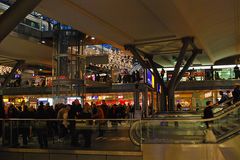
[142,87,148,118]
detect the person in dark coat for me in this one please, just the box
[232,85,240,103]
[20,105,31,145]
[8,104,20,146]
[203,101,214,128]
[79,104,92,148]
[218,91,229,104]
[68,100,82,146]
[0,102,5,138]
[35,103,49,148]
[234,65,240,79]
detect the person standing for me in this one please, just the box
[218,91,229,104]
[203,101,214,128]
[210,66,214,80]
[160,68,165,80]
[35,103,49,148]
[232,85,240,103]
[8,104,20,147]
[20,105,31,146]
[79,104,92,148]
[234,65,240,79]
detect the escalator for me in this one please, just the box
[130,101,240,146]
[152,98,235,121]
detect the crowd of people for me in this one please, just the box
[118,70,141,83]
[0,100,135,148]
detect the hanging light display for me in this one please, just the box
[83,45,133,71]
[0,65,12,75]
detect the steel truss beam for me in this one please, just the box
[174,49,202,89]
[0,0,42,42]
[125,45,151,69]
[168,37,193,90]
[126,36,201,112]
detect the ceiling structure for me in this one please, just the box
[0,0,239,67]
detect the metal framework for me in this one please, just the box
[52,29,86,105]
[125,36,202,112]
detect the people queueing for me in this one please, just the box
[203,101,214,128]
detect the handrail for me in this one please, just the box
[0,101,239,123]
[0,102,239,123]
[152,98,237,119]
[143,101,240,122]
[0,118,140,121]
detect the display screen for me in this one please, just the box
[146,69,155,88]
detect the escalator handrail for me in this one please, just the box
[143,101,240,122]
[151,98,237,120]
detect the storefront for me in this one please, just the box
[174,89,233,111]
[3,96,53,109]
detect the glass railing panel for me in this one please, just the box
[0,119,140,151]
[140,120,205,144]
[212,108,240,140]
[129,102,240,145]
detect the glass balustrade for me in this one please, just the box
[0,101,239,151]
[0,119,140,151]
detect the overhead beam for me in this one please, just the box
[0,0,42,42]
[134,37,181,46]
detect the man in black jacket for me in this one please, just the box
[203,101,214,128]
[35,104,49,148]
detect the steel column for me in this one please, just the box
[144,54,166,91]
[0,0,42,42]
[167,37,192,111]
[174,49,202,89]
[168,37,192,89]
[125,45,151,69]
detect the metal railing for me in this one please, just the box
[0,118,140,151]
[130,101,240,145]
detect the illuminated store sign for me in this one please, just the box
[146,69,155,88]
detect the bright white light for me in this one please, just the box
[213,65,236,69]
[91,37,95,40]
[41,40,46,44]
